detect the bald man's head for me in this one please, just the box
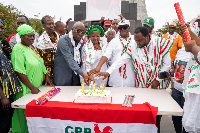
[72,21,85,41]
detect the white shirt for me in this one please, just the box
[104,35,135,87]
[173,48,191,92]
[106,37,171,84]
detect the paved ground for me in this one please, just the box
[161,115,176,133]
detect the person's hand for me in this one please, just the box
[30,87,40,94]
[88,75,95,85]
[66,18,72,23]
[119,13,124,19]
[99,16,105,23]
[2,45,11,56]
[184,40,196,52]
[179,23,191,35]
[151,79,160,89]
[170,69,175,77]
[176,76,184,84]
[82,73,90,86]
[0,97,10,111]
[88,67,101,76]
[95,72,109,81]
[45,74,55,87]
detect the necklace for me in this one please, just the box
[94,43,100,50]
[21,43,42,59]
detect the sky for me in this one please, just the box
[1,0,200,30]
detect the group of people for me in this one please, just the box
[0,12,200,133]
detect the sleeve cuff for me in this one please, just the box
[103,54,111,60]
[77,68,84,76]
[198,51,200,62]
[106,68,114,75]
[156,77,163,83]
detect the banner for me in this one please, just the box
[26,101,158,133]
[86,0,121,21]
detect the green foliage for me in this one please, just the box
[29,18,44,35]
[156,19,180,37]
[0,3,22,39]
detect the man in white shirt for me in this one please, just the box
[95,26,173,133]
[96,26,173,89]
[88,20,135,87]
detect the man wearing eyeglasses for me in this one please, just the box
[88,20,135,87]
[53,21,93,86]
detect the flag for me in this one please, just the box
[86,0,121,21]
[26,100,158,133]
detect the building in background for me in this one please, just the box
[67,0,148,34]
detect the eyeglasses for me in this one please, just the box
[76,29,85,35]
[118,26,129,30]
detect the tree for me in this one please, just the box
[29,17,44,35]
[156,19,180,37]
[0,3,22,39]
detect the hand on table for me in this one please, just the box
[0,97,10,111]
[95,72,109,81]
[45,74,55,87]
[151,79,160,89]
[30,87,40,94]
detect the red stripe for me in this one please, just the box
[128,48,131,52]
[161,40,170,54]
[159,38,163,59]
[135,59,138,67]
[26,100,157,125]
[141,64,144,72]
[141,72,145,85]
[144,48,148,62]
[135,74,140,87]
[154,45,156,65]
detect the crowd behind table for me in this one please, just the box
[0,13,200,133]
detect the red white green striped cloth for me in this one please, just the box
[126,37,174,89]
[26,100,158,133]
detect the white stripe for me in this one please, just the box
[27,117,157,133]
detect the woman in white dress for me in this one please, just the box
[179,23,200,133]
[80,25,108,87]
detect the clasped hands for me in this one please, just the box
[88,67,162,89]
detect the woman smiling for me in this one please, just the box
[80,25,108,87]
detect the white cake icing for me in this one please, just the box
[74,89,111,103]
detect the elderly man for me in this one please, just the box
[37,15,60,80]
[89,20,135,87]
[55,21,67,37]
[54,22,92,86]
[5,15,39,48]
[163,22,183,62]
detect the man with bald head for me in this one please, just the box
[54,21,92,86]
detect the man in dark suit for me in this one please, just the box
[54,21,92,86]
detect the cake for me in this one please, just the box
[74,89,111,103]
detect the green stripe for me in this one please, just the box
[163,42,174,58]
[161,38,167,49]
[127,52,144,88]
